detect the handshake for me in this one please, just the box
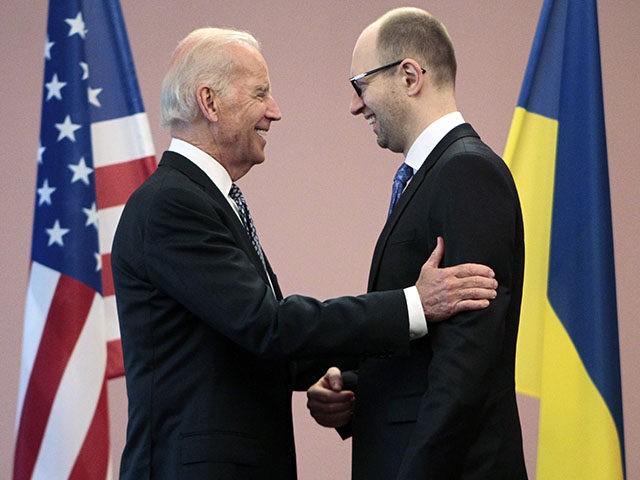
[307,236,498,428]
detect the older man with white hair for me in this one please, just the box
[112,26,499,479]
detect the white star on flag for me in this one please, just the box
[44,35,54,60]
[80,61,89,80]
[38,144,46,163]
[55,115,81,142]
[83,202,99,228]
[37,179,56,206]
[88,86,102,107]
[45,73,66,101]
[68,157,93,185]
[65,12,87,39]
[94,251,102,271]
[46,219,70,246]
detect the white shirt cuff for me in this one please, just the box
[404,286,427,339]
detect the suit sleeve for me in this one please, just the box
[142,184,410,360]
[397,151,521,476]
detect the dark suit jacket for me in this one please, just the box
[350,124,527,479]
[111,151,411,480]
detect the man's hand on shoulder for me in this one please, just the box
[416,237,498,322]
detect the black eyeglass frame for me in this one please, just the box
[349,59,426,96]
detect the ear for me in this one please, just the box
[196,85,219,122]
[400,59,425,96]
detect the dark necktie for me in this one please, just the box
[229,183,267,272]
[388,163,414,217]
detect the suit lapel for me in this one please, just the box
[158,151,277,290]
[367,124,479,291]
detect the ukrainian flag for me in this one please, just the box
[503,0,626,478]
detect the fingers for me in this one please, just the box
[452,263,495,279]
[424,236,444,268]
[307,397,354,428]
[453,273,498,292]
[416,238,501,322]
[309,368,352,406]
[324,366,344,392]
[307,371,355,428]
[417,268,498,322]
[451,298,491,315]
[306,387,354,412]
[422,239,495,282]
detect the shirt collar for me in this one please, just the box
[168,137,233,196]
[404,111,465,172]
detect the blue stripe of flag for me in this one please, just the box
[516,0,565,119]
[84,1,145,122]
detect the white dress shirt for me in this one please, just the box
[405,111,465,174]
[168,138,240,217]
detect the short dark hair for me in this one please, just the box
[376,7,457,88]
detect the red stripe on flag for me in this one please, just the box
[95,156,156,209]
[106,339,124,379]
[13,275,95,480]
[103,250,125,379]
[68,379,110,480]
[101,253,114,297]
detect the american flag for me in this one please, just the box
[13,1,155,478]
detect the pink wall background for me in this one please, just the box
[2,1,638,478]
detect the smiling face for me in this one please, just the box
[212,44,282,179]
[349,26,410,155]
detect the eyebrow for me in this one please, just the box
[254,84,270,95]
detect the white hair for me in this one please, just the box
[160,27,260,129]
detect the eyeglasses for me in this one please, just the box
[349,60,426,97]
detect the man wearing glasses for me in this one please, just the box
[112,26,503,480]
[307,7,527,479]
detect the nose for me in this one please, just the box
[350,91,365,116]
[266,95,282,121]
